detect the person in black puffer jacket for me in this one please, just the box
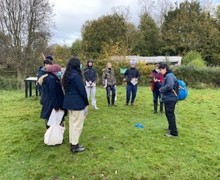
[159,63,178,137]
[123,61,140,106]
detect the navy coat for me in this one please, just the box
[63,70,89,110]
[40,73,65,119]
[124,68,140,85]
[160,72,178,103]
[83,67,97,82]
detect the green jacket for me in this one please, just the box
[102,68,116,86]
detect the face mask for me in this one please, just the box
[56,71,62,79]
[155,68,160,73]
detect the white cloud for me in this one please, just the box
[49,0,140,46]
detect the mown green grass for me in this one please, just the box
[0,86,220,180]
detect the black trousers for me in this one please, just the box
[164,101,178,136]
[153,89,161,103]
[106,85,116,105]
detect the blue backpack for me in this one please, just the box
[175,79,188,100]
[168,73,188,101]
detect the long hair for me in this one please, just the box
[62,57,81,90]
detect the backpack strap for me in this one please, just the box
[167,73,178,97]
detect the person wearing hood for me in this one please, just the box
[62,57,89,153]
[38,64,65,129]
[123,61,140,106]
[37,59,53,96]
[83,60,98,110]
[102,62,117,106]
[159,63,178,137]
[149,63,164,114]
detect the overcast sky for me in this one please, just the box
[49,0,220,46]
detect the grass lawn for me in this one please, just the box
[0,86,220,180]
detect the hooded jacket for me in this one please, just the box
[160,71,178,102]
[40,72,65,119]
[83,65,97,83]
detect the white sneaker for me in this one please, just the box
[93,106,99,110]
[164,133,178,138]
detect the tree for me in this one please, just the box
[161,1,220,65]
[138,0,173,26]
[136,12,162,56]
[125,23,142,55]
[0,0,53,83]
[81,13,127,59]
[71,39,84,59]
[53,44,72,67]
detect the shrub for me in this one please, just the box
[182,51,206,68]
[0,76,18,90]
[174,66,220,88]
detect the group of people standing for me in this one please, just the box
[37,56,179,153]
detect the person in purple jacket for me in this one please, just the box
[62,57,89,153]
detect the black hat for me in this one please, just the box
[158,63,169,69]
[46,55,53,61]
[43,59,53,65]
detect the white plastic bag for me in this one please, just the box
[44,123,65,146]
[47,109,64,126]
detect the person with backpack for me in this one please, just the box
[102,62,116,106]
[83,59,99,110]
[62,57,89,153]
[149,63,164,114]
[158,63,178,137]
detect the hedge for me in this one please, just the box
[174,66,220,88]
[0,75,18,90]
[1,62,220,90]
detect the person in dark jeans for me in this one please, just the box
[159,63,178,137]
[102,62,116,106]
[149,64,164,113]
[124,61,140,106]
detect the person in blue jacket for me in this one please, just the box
[62,57,89,153]
[39,64,65,129]
[159,63,178,137]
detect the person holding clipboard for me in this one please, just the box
[123,60,140,106]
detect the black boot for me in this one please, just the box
[107,96,110,106]
[154,103,158,113]
[70,144,85,153]
[111,95,115,106]
[160,102,163,114]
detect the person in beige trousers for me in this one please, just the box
[62,57,89,153]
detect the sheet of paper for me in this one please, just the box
[86,81,96,87]
[130,78,138,86]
